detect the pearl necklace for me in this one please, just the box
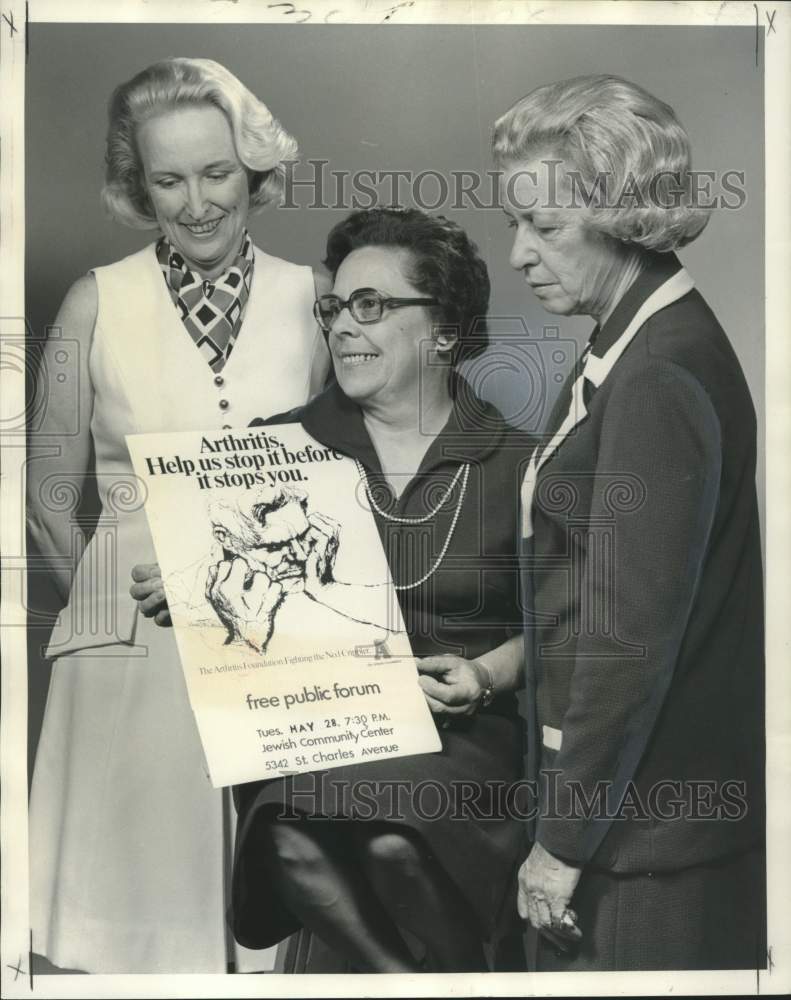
[354,459,470,590]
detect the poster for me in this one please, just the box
[126,423,441,787]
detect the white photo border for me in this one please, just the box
[2,1,789,997]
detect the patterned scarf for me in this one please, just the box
[156,232,254,372]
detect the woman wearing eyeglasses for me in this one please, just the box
[134,206,530,971]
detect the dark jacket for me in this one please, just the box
[522,252,765,873]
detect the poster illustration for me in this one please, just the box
[126,422,441,788]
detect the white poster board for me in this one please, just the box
[127,422,441,787]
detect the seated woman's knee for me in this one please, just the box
[266,821,328,870]
[363,828,425,876]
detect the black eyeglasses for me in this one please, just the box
[313,287,437,332]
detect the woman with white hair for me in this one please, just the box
[495,75,764,970]
[27,57,329,973]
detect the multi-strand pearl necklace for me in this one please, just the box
[354,459,470,590]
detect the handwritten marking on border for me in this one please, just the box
[268,2,312,23]
[382,1,415,22]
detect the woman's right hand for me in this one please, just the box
[130,562,171,626]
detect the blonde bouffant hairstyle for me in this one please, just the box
[101,57,298,229]
[492,75,710,251]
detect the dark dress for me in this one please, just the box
[230,378,533,950]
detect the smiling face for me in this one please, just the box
[500,155,630,321]
[137,104,250,279]
[328,246,438,410]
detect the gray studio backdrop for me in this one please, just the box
[26,23,764,765]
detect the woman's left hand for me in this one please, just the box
[517,842,583,944]
[417,655,488,718]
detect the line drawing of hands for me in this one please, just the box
[304,510,340,596]
[205,556,285,653]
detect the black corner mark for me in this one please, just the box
[754,4,778,66]
[6,955,25,981]
[1,3,28,59]
[2,9,17,35]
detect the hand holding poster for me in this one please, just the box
[126,423,441,787]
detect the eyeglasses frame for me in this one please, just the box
[313,287,438,332]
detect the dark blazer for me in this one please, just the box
[522,251,764,874]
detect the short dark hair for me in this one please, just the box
[323,207,489,366]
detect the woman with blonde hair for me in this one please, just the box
[27,57,328,974]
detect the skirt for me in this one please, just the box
[532,845,766,971]
[29,610,272,973]
[231,709,527,950]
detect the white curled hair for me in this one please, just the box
[492,74,711,251]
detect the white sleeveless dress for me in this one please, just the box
[29,242,325,973]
